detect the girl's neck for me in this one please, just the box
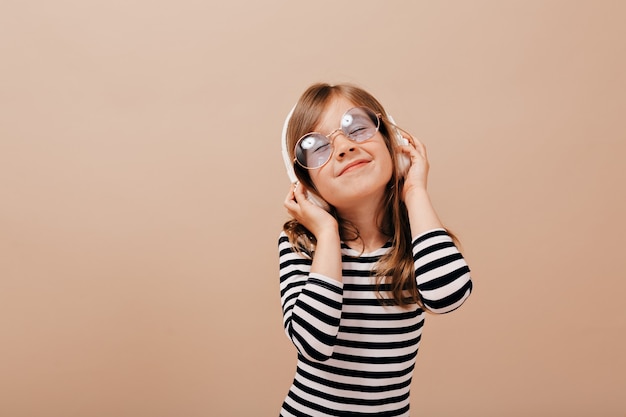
[345,229,389,253]
[337,202,389,253]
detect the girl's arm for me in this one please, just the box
[401,137,472,313]
[286,183,342,282]
[279,184,344,361]
[400,134,445,236]
[278,233,343,361]
[411,229,472,313]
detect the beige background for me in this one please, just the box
[1,1,625,416]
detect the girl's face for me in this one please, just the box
[308,96,394,211]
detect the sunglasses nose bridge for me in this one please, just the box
[327,127,345,143]
[330,130,358,159]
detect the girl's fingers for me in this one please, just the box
[284,184,298,208]
[293,182,302,200]
[406,136,427,161]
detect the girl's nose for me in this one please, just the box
[332,134,356,159]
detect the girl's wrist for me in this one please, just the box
[404,187,444,234]
[403,186,430,207]
[315,226,340,243]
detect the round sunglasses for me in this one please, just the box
[293,106,382,170]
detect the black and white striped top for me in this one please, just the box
[278,228,472,416]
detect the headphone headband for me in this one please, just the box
[281,105,297,183]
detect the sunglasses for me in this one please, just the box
[293,106,382,170]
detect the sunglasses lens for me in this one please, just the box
[293,107,380,169]
[295,134,332,169]
[341,107,379,142]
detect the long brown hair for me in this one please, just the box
[283,83,421,307]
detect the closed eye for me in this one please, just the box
[313,143,330,154]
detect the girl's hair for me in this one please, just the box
[283,82,423,308]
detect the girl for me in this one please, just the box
[279,83,472,416]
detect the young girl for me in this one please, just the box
[278,83,473,416]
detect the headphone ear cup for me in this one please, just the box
[396,151,411,177]
[387,115,411,177]
[306,190,331,211]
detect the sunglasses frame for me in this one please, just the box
[293,106,384,170]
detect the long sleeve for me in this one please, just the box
[278,228,473,415]
[412,229,472,313]
[278,232,344,361]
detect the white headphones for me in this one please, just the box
[281,104,298,184]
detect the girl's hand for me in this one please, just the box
[398,136,445,233]
[398,136,430,200]
[284,183,338,238]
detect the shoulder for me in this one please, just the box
[278,230,313,258]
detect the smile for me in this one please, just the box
[339,160,370,176]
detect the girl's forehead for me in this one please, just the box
[314,96,357,133]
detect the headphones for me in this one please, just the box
[280,105,298,184]
[281,104,410,209]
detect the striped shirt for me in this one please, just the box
[278,228,472,416]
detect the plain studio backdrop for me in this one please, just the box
[1,1,624,416]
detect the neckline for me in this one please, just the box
[341,239,392,256]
